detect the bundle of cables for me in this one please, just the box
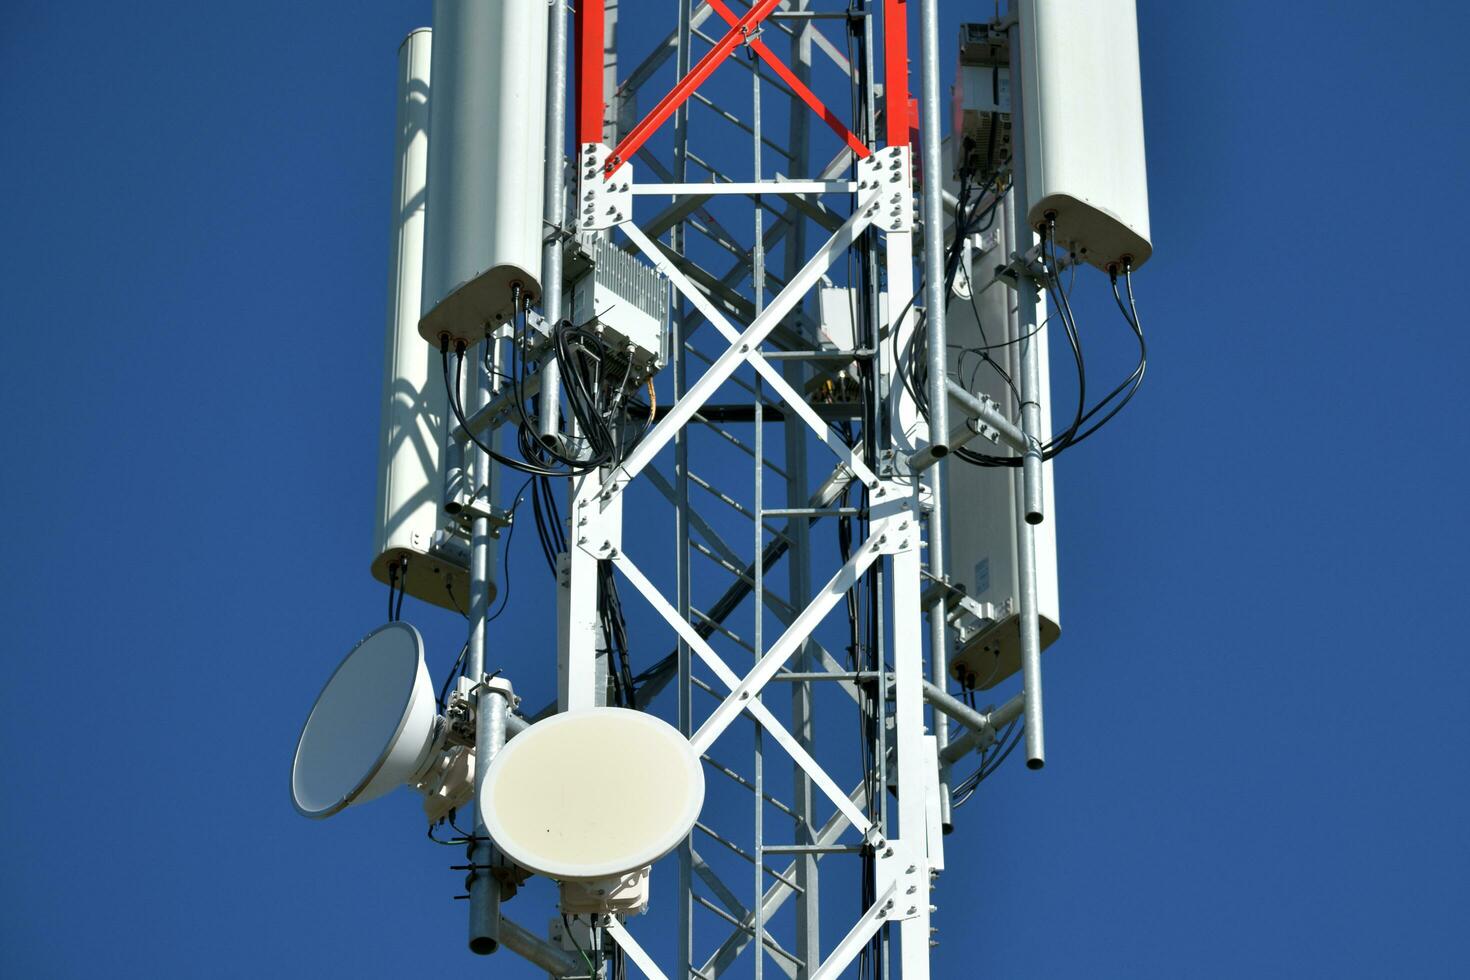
[522,458,638,707]
[949,222,1147,468]
[439,297,654,479]
[436,295,651,707]
[892,154,1012,420]
[893,151,1149,468]
[514,317,655,474]
[951,719,1026,808]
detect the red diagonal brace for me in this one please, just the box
[605,0,785,176]
[706,0,870,159]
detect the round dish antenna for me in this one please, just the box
[479,708,704,881]
[291,622,439,819]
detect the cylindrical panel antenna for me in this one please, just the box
[419,0,550,348]
[373,29,478,613]
[1017,0,1151,270]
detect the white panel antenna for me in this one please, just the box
[373,28,474,612]
[1018,0,1151,269]
[418,0,551,348]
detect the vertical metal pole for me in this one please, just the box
[917,0,950,458]
[858,4,884,447]
[603,0,621,142]
[566,0,609,717]
[672,3,695,975]
[753,384,765,980]
[881,0,910,148]
[892,540,932,980]
[751,66,765,314]
[782,9,819,972]
[575,0,605,146]
[466,340,501,954]
[1005,10,1046,768]
[880,0,938,945]
[856,8,892,974]
[470,675,509,955]
[538,0,569,445]
[751,60,766,980]
[925,466,953,829]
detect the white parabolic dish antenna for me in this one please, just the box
[480,708,705,881]
[291,622,438,819]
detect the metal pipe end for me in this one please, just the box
[1026,757,1045,771]
[469,936,500,956]
[1025,510,1043,525]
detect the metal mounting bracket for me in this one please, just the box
[451,489,514,532]
[997,245,1049,291]
[859,145,913,233]
[578,143,631,230]
[965,391,1003,445]
[576,470,626,558]
[873,841,928,922]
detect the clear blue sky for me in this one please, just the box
[3,1,1467,976]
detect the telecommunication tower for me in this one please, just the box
[290,0,1151,976]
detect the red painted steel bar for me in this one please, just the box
[605,0,785,176]
[706,0,870,159]
[575,0,605,144]
[883,0,910,146]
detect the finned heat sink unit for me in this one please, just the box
[566,237,671,380]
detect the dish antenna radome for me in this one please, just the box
[479,708,705,881]
[291,622,443,819]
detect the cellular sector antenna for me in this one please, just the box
[289,0,1154,976]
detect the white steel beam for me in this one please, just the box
[687,540,880,752]
[561,469,606,711]
[612,551,874,836]
[605,915,671,980]
[631,180,855,195]
[809,883,898,980]
[701,776,869,976]
[621,220,878,487]
[602,201,879,497]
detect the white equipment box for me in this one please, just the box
[942,196,1060,691]
[1017,0,1151,270]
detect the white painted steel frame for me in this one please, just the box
[600,205,882,494]
[576,156,937,978]
[612,550,874,836]
[630,181,856,196]
[545,4,949,978]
